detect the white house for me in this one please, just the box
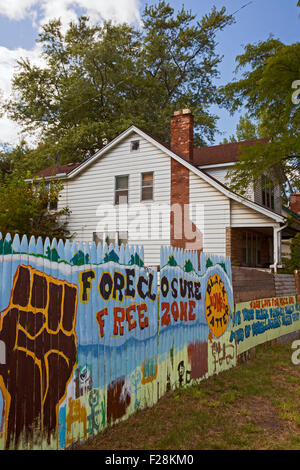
[33,110,297,271]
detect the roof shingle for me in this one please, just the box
[34,162,81,178]
[193,138,269,166]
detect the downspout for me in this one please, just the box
[273,224,288,273]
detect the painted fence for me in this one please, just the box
[232,296,300,355]
[0,233,298,450]
[0,233,236,450]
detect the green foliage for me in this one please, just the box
[0,173,71,240]
[220,36,300,197]
[4,3,234,171]
[282,234,300,273]
[220,113,258,144]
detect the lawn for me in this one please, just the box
[72,340,300,450]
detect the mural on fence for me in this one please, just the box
[232,296,300,355]
[0,232,236,450]
[0,233,236,449]
[0,233,161,449]
[158,248,235,396]
[2,232,300,451]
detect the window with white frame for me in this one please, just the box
[115,175,128,205]
[141,172,154,201]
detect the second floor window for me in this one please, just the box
[115,175,128,205]
[261,176,275,210]
[141,172,154,201]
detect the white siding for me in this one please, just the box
[189,171,230,256]
[58,133,171,265]
[230,200,276,227]
[204,166,255,201]
[204,167,229,185]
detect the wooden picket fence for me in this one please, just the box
[0,232,297,450]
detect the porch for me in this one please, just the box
[226,225,295,272]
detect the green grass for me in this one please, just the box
[72,341,300,451]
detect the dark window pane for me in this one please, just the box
[142,186,153,201]
[93,232,116,245]
[93,232,102,244]
[116,175,128,190]
[49,199,58,210]
[242,248,247,264]
[257,250,261,265]
[105,233,116,245]
[131,140,140,151]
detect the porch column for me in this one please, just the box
[273,224,288,273]
[273,225,279,273]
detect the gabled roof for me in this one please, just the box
[34,162,81,178]
[194,138,270,167]
[31,125,285,224]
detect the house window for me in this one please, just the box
[130,140,140,152]
[115,175,128,205]
[118,231,128,246]
[261,176,275,210]
[242,231,263,266]
[141,172,154,201]
[44,182,58,210]
[93,231,128,247]
[49,195,58,210]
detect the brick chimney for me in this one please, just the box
[290,193,300,215]
[169,109,202,259]
[170,109,194,163]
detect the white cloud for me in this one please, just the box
[0,0,141,145]
[0,0,142,29]
[0,115,23,146]
[0,44,46,145]
[0,0,38,21]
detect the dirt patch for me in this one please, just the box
[241,396,286,431]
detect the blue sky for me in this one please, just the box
[0,0,299,146]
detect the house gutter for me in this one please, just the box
[25,173,67,183]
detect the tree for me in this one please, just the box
[4,2,234,172]
[0,142,34,178]
[0,173,71,239]
[220,113,259,143]
[220,36,300,200]
[282,234,300,273]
